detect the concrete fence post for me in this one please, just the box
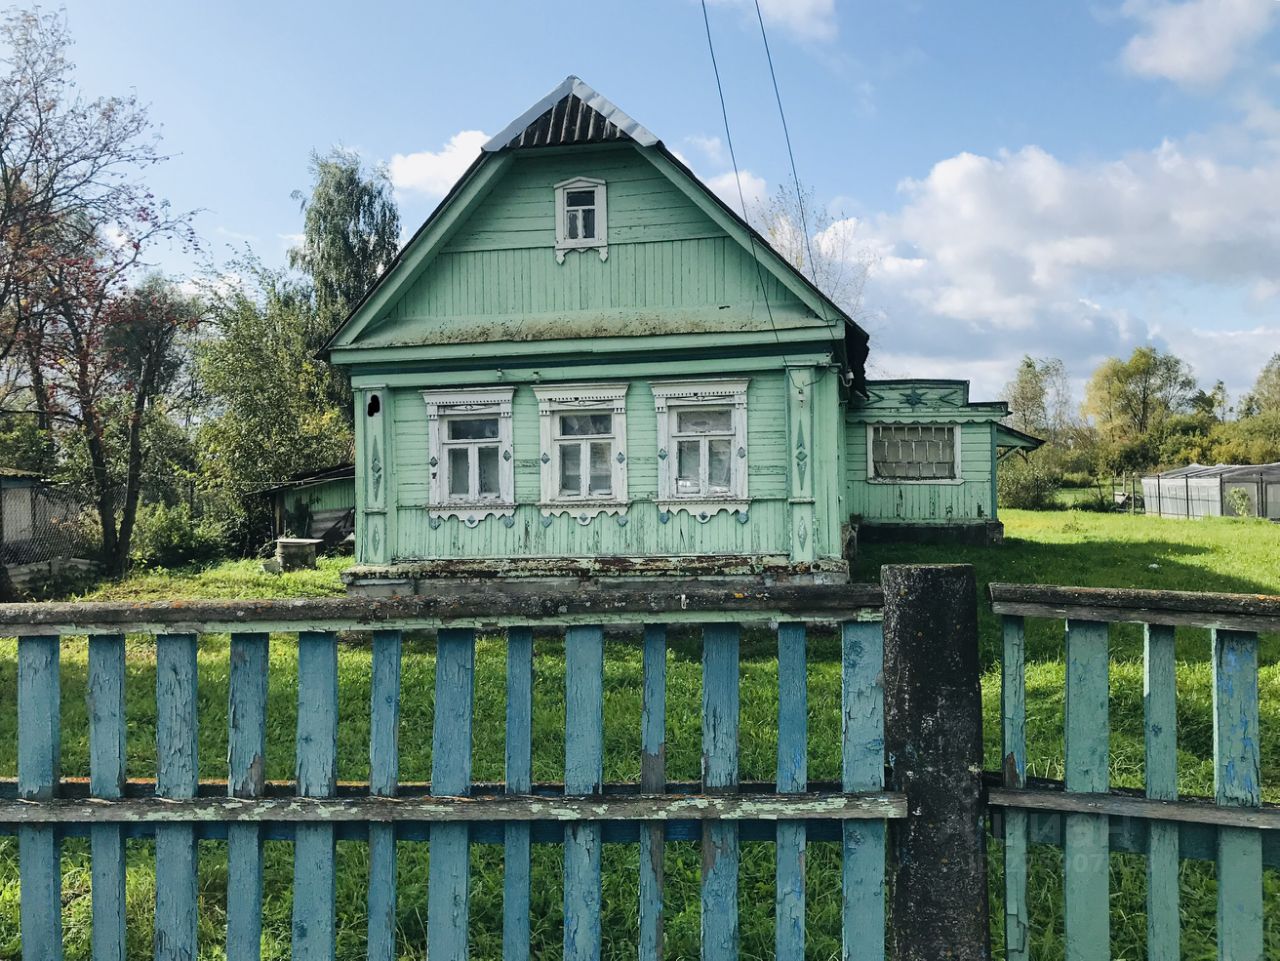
[881,563,990,960]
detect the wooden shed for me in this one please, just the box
[259,464,356,550]
[322,78,1033,592]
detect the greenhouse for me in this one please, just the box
[1141,462,1280,519]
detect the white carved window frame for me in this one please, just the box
[534,383,628,523]
[651,378,750,520]
[421,387,516,525]
[554,177,608,263]
[865,423,963,485]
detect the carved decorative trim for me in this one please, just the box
[657,499,750,522]
[538,502,630,524]
[427,504,517,527]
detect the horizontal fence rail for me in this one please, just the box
[990,582,1277,961]
[0,584,896,961]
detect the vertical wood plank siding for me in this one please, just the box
[155,633,199,961]
[1212,629,1264,961]
[845,420,996,524]
[564,626,605,961]
[841,620,886,961]
[293,631,339,960]
[18,635,61,960]
[367,629,402,961]
[390,374,798,562]
[1143,624,1180,961]
[701,624,741,961]
[1000,616,1030,961]
[428,629,476,961]
[227,633,269,961]
[88,634,127,961]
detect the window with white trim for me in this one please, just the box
[421,387,515,523]
[554,177,608,262]
[652,379,749,517]
[534,384,628,520]
[869,424,958,481]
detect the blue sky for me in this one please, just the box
[54,0,1280,400]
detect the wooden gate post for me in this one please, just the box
[881,564,989,960]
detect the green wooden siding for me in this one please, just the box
[845,421,995,524]
[381,373,819,562]
[357,148,816,350]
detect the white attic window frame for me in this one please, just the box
[554,177,608,263]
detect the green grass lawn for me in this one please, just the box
[0,510,1276,958]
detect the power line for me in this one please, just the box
[698,0,783,356]
[752,0,818,286]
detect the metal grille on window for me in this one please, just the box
[873,425,955,480]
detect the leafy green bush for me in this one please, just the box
[129,502,226,570]
[1060,471,1095,488]
[997,460,1061,510]
[1225,487,1253,518]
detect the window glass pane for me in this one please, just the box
[477,446,499,496]
[448,448,470,497]
[558,413,612,436]
[566,210,579,240]
[559,443,581,496]
[708,439,731,491]
[676,440,700,494]
[581,208,595,239]
[677,408,732,434]
[566,189,595,208]
[589,442,612,496]
[448,417,498,440]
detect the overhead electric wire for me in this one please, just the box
[751,0,819,289]
[698,0,783,356]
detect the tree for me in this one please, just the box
[756,183,876,326]
[23,262,202,576]
[198,257,354,549]
[0,9,188,363]
[1082,347,1196,444]
[1241,353,1280,416]
[288,147,400,416]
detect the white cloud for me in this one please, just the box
[278,232,305,251]
[836,129,1280,397]
[705,169,769,214]
[706,0,837,42]
[684,134,727,166]
[388,130,489,198]
[215,226,259,244]
[1120,0,1276,88]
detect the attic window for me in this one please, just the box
[554,177,608,263]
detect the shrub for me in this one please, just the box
[997,460,1061,510]
[1060,471,1095,489]
[129,502,226,570]
[1225,487,1253,518]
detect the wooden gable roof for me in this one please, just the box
[323,77,869,377]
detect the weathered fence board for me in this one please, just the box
[503,626,532,961]
[155,633,199,961]
[991,583,1276,961]
[2,585,900,960]
[227,632,269,961]
[428,628,476,961]
[775,622,807,961]
[367,629,401,961]
[89,633,127,961]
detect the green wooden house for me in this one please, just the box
[323,78,1037,593]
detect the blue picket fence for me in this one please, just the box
[0,585,901,960]
[990,583,1279,961]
